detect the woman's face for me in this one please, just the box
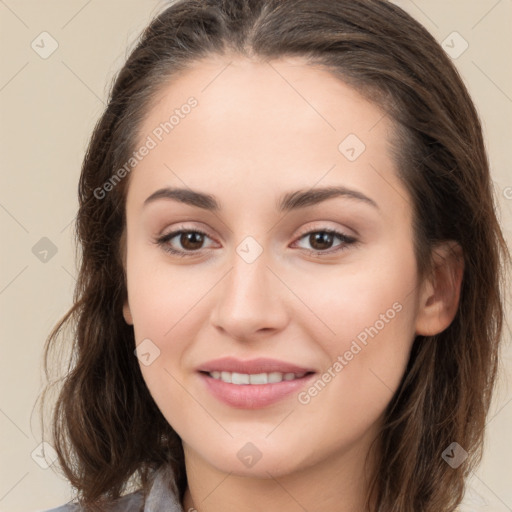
[122,56,424,479]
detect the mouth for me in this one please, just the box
[200,370,315,385]
[197,356,316,376]
[197,360,317,409]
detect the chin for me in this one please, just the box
[192,437,313,478]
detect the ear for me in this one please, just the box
[415,241,464,336]
[123,300,134,325]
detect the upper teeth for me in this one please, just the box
[209,371,306,385]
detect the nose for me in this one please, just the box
[209,248,290,342]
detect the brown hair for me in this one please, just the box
[41,0,510,510]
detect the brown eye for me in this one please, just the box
[156,229,213,257]
[308,231,335,251]
[155,227,357,258]
[294,229,357,255]
[178,231,205,250]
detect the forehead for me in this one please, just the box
[137,54,387,145]
[127,55,407,219]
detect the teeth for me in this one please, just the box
[208,371,307,385]
[250,373,268,384]
[232,372,250,385]
[268,371,284,383]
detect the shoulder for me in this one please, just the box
[41,490,144,512]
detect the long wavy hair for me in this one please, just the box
[41,0,510,510]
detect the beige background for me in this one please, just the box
[0,1,511,511]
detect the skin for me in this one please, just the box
[122,55,463,512]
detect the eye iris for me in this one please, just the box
[181,231,204,250]
[310,232,334,250]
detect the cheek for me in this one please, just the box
[126,243,213,340]
[296,246,418,429]
[298,243,418,355]
[125,250,220,405]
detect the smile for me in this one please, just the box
[207,370,309,384]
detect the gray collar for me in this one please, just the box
[144,463,184,512]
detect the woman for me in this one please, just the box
[41,0,510,511]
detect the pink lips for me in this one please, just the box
[197,357,316,409]
[197,356,315,374]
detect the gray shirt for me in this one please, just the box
[43,464,184,512]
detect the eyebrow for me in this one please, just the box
[143,185,379,212]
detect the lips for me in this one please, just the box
[197,357,317,409]
[197,356,315,375]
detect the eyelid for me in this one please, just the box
[155,222,358,257]
[157,223,218,247]
[294,221,356,240]
[158,221,355,241]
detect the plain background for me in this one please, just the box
[0,1,511,511]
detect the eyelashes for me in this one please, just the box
[155,229,212,257]
[153,225,358,258]
[292,228,357,255]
